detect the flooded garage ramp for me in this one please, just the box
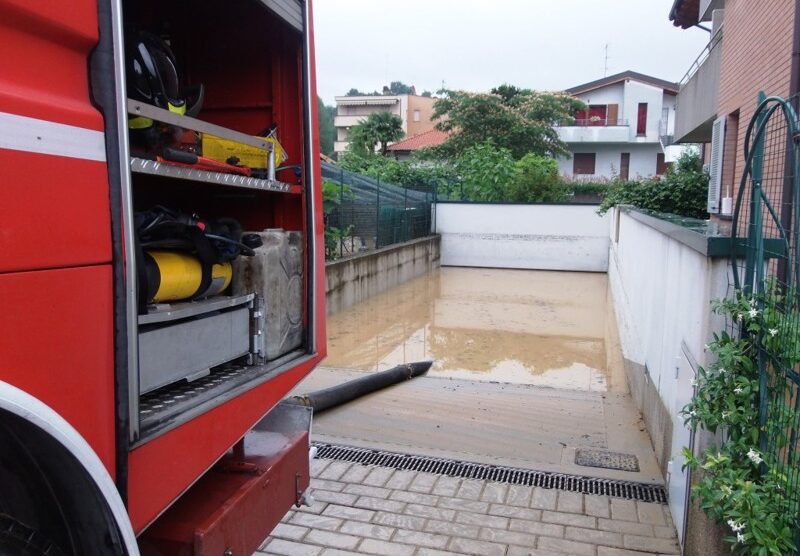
[327,268,621,392]
[301,267,662,484]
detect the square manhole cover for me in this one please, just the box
[575,449,640,472]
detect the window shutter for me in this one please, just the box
[708,116,726,213]
[259,0,303,31]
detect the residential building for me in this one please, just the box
[386,129,449,161]
[670,0,796,215]
[556,71,687,180]
[333,93,437,157]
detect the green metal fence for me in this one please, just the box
[321,162,436,260]
[732,92,800,548]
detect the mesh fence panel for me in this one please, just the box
[321,161,435,259]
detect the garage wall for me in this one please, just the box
[434,203,610,271]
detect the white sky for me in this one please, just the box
[312,0,709,105]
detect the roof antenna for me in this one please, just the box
[604,43,610,77]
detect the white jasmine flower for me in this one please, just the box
[718,367,727,374]
[769,328,778,337]
[736,313,743,322]
[734,387,744,394]
[737,532,745,543]
[747,448,763,465]
[720,485,733,496]
[749,308,758,319]
[688,410,697,417]
[727,520,746,533]
[721,411,730,419]
[749,297,757,307]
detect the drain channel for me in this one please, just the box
[314,443,667,504]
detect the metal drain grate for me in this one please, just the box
[314,443,667,504]
[575,449,640,472]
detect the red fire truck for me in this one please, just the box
[0,0,326,554]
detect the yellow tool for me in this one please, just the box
[144,251,232,303]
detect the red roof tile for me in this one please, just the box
[387,129,449,152]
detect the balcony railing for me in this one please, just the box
[559,119,628,127]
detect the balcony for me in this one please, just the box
[674,28,723,143]
[555,120,630,143]
[334,114,368,128]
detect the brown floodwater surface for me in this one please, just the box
[325,267,622,392]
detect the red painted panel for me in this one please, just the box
[0,149,111,273]
[0,0,103,130]
[0,266,116,473]
[128,354,324,533]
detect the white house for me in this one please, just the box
[556,71,689,180]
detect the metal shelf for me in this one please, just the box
[130,157,300,194]
[139,293,255,325]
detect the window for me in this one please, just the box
[637,103,648,136]
[413,110,421,122]
[620,153,630,180]
[573,153,596,175]
[656,153,669,175]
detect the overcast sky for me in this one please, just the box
[312,0,709,104]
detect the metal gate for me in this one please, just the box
[731,92,800,545]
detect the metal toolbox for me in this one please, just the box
[138,295,255,394]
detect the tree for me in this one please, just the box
[347,112,404,156]
[421,91,433,98]
[389,81,414,95]
[317,96,336,157]
[429,85,585,160]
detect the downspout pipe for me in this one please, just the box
[290,361,433,413]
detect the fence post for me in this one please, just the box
[339,169,345,258]
[376,176,381,249]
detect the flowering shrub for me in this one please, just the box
[682,285,800,555]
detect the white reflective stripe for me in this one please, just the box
[0,381,139,555]
[0,111,106,162]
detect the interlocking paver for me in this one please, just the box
[557,491,584,514]
[447,536,506,556]
[261,461,680,556]
[530,487,558,510]
[585,495,611,518]
[270,522,308,541]
[478,526,537,547]
[424,518,481,539]
[304,530,360,550]
[392,528,449,549]
[623,534,680,553]
[263,538,322,556]
[359,538,416,556]
[636,502,666,526]
[610,499,638,522]
[490,504,541,521]
[404,503,456,521]
[537,535,597,555]
[432,476,461,497]
[390,490,439,506]
[339,520,395,541]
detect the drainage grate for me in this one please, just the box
[575,449,640,472]
[314,443,667,504]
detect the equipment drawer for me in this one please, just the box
[139,306,250,394]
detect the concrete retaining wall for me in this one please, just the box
[608,207,729,554]
[434,203,610,272]
[325,235,440,315]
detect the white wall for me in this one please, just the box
[622,81,665,142]
[435,203,610,271]
[608,207,729,546]
[558,143,662,179]
[575,82,625,107]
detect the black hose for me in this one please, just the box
[291,361,433,413]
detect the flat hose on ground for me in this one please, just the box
[290,361,433,413]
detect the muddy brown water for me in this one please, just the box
[325,267,623,392]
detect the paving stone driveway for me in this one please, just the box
[256,459,679,556]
